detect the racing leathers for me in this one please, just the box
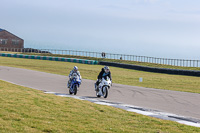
[95,68,112,90]
[68,70,82,88]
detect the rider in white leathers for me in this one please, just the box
[68,66,82,88]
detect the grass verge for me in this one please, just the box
[0,56,200,93]
[0,80,200,132]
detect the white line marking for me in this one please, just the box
[1,79,200,128]
[50,92,200,128]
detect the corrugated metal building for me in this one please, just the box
[0,28,24,50]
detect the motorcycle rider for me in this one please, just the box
[95,66,112,91]
[68,66,82,88]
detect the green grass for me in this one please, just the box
[0,56,200,94]
[0,80,200,132]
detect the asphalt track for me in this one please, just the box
[0,66,200,121]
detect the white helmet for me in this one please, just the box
[73,66,78,72]
[104,66,110,73]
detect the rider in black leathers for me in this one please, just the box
[95,66,112,90]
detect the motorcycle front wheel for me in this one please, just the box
[74,85,77,95]
[102,86,108,98]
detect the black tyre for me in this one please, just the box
[96,91,101,97]
[74,85,77,95]
[69,88,73,94]
[102,86,108,98]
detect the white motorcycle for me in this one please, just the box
[96,76,112,98]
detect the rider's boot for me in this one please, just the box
[94,83,97,91]
[95,83,99,91]
[67,83,69,88]
[68,81,71,88]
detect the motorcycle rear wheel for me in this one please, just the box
[96,91,101,97]
[69,89,73,95]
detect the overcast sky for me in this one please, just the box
[1,0,200,59]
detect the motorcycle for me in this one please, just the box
[68,73,81,95]
[96,76,112,98]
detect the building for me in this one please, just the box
[0,28,24,51]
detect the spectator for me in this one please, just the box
[102,52,106,58]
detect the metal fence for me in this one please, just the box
[0,47,200,67]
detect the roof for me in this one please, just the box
[0,28,4,32]
[0,28,23,40]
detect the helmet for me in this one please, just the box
[73,66,78,72]
[104,66,110,73]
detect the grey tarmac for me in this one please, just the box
[0,66,200,121]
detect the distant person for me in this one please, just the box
[102,52,106,58]
[68,66,82,88]
[120,57,122,60]
[95,66,112,90]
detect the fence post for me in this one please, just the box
[193,60,195,67]
[176,59,178,66]
[186,60,188,67]
[180,59,182,67]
